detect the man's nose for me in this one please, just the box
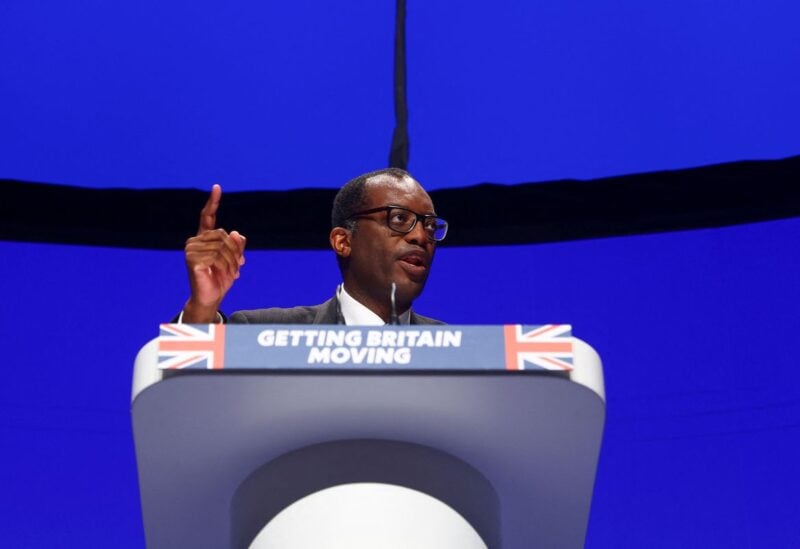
[404,218,428,245]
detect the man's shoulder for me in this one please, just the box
[229,297,338,324]
[228,306,320,324]
[410,311,445,325]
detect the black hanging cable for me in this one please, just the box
[388,0,409,169]
[3,156,800,249]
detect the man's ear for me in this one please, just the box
[329,227,352,258]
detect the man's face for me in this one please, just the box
[342,174,438,315]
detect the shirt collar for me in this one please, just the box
[338,284,411,325]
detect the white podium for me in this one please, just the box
[131,325,605,548]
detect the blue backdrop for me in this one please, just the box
[2,1,799,547]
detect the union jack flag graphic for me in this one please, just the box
[503,324,573,371]
[157,324,226,370]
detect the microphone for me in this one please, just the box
[335,284,346,324]
[389,282,399,325]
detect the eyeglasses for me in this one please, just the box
[347,205,449,242]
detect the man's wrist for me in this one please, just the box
[182,299,222,323]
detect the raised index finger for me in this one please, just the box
[198,184,222,235]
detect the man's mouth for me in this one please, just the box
[397,251,429,280]
[401,255,425,267]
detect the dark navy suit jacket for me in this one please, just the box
[228,296,443,325]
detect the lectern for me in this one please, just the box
[132,324,605,548]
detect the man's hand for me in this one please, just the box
[182,184,246,323]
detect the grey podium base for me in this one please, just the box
[236,440,496,549]
[132,339,605,548]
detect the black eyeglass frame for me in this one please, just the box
[346,205,449,242]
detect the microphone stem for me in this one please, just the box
[389,282,399,325]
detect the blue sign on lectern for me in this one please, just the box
[157,324,574,372]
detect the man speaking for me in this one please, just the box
[179,168,448,325]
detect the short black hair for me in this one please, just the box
[331,167,410,229]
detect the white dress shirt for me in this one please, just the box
[338,284,411,325]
